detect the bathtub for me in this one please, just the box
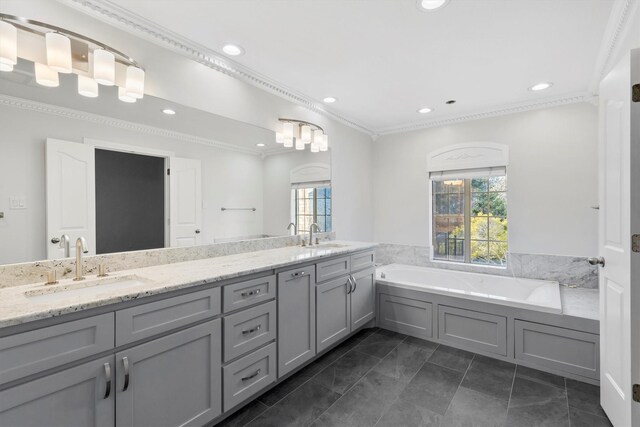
[376,264,562,314]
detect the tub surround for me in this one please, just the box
[375,243,598,289]
[0,240,373,328]
[0,232,334,289]
[560,286,599,321]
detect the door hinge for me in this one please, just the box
[633,235,640,253]
[633,384,640,403]
[167,168,170,175]
[633,84,640,103]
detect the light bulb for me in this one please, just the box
[300,125,311,144]
[78,75,99,97]
[93,49,115,86]
[46,32,72,73]
[34,63,59,87]
[0,21,17,71]
[125,66,145,99]
[276,132,284,144]
[295,138,305,150]
[118,87,136,103]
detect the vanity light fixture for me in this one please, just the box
[0,14,145,102]
[323,97,337,103]
[162,108,176,115]
[277,118,327,154]
[528,82,553,91]
[417,107,433,114]
[222,43,245,56]
[417,0,450,12]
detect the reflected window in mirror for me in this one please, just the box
[292,185,332,233]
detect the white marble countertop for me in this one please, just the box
[560,286,599,321]
[0,241,376,329]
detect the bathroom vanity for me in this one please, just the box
[0,242,376,427]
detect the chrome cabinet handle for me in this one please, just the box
[103,362,112,399]
[351,276,357,293]
[241,289,261,297]
[347,277,354,294]
[242,325,262,335]
[122,356,130,392]
[241,369,261,381]
[292,271,306,278]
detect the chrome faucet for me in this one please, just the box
[74,237,89,281]
[308,223,320,246]
[287,222,297,235]
[59,234,70,258]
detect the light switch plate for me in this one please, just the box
[9,196,26,210]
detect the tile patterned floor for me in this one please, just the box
[215,328,612,427]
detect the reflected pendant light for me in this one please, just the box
[118,86,136,103]
[283,122,294,147]
[34,63,59,87]
[310,142,320,153]
[77,75,99,97]
[93,49,115,86]
[300,125,311,144]
[275,132,284,144]
[125,65,145,99]
[45,32,72,73]
[295,137,305,150]
[320,134,329,152]
[0,21,17,72]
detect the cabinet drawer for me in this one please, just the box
[438,306,507,356]
[515,320,599,379]
[378,294,433,339]
[223,343,276,411]
[116,287,220,346]
[351,251,375,272]
[316,256,350,283]
[223,275,276,313]
[223,301,276,362]
[0,313,114,385]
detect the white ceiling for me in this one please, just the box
[88,0,615,134]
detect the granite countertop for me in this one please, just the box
[0,241,376,329]
[560,286,599,321]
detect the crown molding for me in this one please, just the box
[57,0,376,136]
[0,93,263,155]
[373,91,596,136]
[588,0,637,93]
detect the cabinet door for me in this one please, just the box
[350,268,375,330]
[116,319,221,427]
[317,276,351,353]
[277,266,316,377]
[0,355,115,427]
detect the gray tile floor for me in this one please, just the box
[216,328,612,427]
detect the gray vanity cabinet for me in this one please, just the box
[0,355,115,427]
[350,267,375,329]
[115,319,222,427]
[316,276,351,352]
[277,266,316,377]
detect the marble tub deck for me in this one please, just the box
[0,241,376,328]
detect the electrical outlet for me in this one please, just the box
[9,196,26,210]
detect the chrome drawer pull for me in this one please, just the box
[351,276,358,293]
[242,325,262,335]
[241,289,261,297]
[103,362,112,399]
[122,356,130,392]
[292,271,306,277]
[241,369,261,381]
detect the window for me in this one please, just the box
[431,175,507,265]
[293,186,332,233]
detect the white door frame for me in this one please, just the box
[83,138,174,249]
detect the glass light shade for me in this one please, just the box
[295,138,305,150]
[275,132,284,144]
[283,137,293,148]
[118,86,136,103]
[300,125,311,144]
[77,75,99,97]
[34,63,59,87]
[93,49,115,86]
[320,134,329,151]
[282,122,294,139]
[310,142,320,153]
[0,21,17,69]
[45,32,72,73]
[125,66,145,99]
[313,129,324,146]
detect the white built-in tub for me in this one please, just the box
[376,264,562,314]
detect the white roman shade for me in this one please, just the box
[429,166,506,180]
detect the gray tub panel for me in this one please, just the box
[438,305,507,356]
[378,293,433,338]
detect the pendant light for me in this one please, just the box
[320,134,329,152]
[275,132,284,144]
[45,32,72,73]
[34,63,59,87]
[282,122,294,147]
[78,75,99,97]
[300,125,311,144]
[0,21,17,72]
[93,49,115,86]
[310,142,320,153]
[125,65,145,99]
[118,87,136,103]
[295,138,305,150]
[277,119,328,153]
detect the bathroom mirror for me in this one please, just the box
[0,59,332,265]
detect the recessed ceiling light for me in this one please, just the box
[417,107,433,114]
[222,43,245,56]
[162,108,176,115]
[323,97,337,103]
[528,82,553,91]
[256,143,265,147]
[417,0,450,12]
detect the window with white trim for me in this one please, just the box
[430,168,507,265]
[292,183,332,233]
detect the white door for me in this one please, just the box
[45,139,96,259]
[598,49,639,426]
[169,157,202,247]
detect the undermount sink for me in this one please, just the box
[24,275,153,303]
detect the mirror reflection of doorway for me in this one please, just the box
[95,149,165,254]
